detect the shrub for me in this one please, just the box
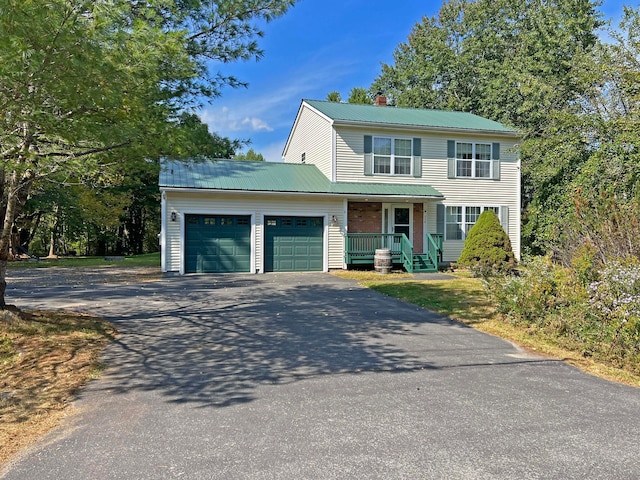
[457,210,516,277]
[486,255,567,325]
[588,258,640,363]
[486,255,640,374]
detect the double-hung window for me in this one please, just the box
[445,205,502,240]
[373,137,412,175]
[456,142,492,178]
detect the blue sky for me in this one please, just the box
[200,0,628,163]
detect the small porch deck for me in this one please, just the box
[344,233,443,273]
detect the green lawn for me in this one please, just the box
[7,252,160,269]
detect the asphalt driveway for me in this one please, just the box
[2,271,640,479]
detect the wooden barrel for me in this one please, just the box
[374,248,392,274]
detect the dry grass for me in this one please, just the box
[362,273,640,388]
[0,309,117,465]
[331,269,415,282]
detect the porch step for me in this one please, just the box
[411,254,437,273]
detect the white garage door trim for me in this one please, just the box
[259,212,329,274]
[178,209,256,275]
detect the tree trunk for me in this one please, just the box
[48,230,55,258]
[47,205,60,258]
[0,173,20,309]
[0,168,35,309]
[0,258,6,310]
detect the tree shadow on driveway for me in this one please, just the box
[10,273,541,409]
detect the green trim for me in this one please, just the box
[447,140,456,158]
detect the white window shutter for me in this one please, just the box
[492,160,500,180]
[448,157,456,178]
[365,154,373,176]
[500,206,509,234]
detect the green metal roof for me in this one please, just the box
[159,159,443,198]
[304,99,518,134]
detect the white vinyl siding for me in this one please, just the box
[283,105,333,180]
[162,191,344,273]
[333,127,520,261]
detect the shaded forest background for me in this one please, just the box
[9,0,640,262]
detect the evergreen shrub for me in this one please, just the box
[457,210,516,277]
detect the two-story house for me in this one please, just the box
[159,97,520,274]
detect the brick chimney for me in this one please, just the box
[375,94,387,106]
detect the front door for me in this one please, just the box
[388,205,412,252]
[393,207,411,237]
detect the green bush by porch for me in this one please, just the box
[457,210,516,277]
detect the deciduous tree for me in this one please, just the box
[0,0,296,308]
[370,0,603,254]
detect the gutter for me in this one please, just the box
[159,186,444,200]
[330,119,520,137]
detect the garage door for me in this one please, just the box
[184,214,251,273]
[264,216,324,272]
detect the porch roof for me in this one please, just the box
[159,159,443,198]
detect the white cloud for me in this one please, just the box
[200,107,273,134]
[200,55,360,137]
[241,117,273,132]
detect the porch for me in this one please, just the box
[344,233,443,273]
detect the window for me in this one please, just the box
[445,206,503,240]
[455,142,492,178]
[465,207,481,235]
[373,137,413,175]
[446,206,463,240]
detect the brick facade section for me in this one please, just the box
[347,202,383,233]
[347,202,425,253]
